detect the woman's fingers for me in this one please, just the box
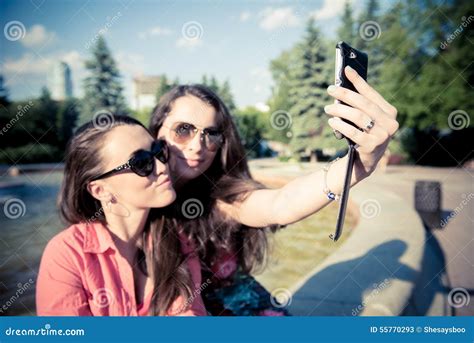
[327,84,383,121]
[344,66,398,119]
[327,117,377,153]
[324,103,390,140]
[327,69,399,136]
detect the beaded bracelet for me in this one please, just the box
[323,157,341,201]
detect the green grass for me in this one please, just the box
[251,176,357,292]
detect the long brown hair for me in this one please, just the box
[58,115,192,315]
[150,85,281,276]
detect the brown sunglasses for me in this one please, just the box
[163,122,224,152]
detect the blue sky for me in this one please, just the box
[0,0,390,108]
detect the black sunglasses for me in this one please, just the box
[92,140,169,181]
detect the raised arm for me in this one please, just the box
[218,66,399,227]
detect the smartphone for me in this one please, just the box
[333,41,368,142]
[330,41,368,242]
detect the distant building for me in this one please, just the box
[48,61,73,101]
[131,75,161,111]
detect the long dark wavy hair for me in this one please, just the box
[150,84,282,277]
[58,115,193,316]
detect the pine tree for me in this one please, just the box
[200,75,236,113]
[81,36,128,123]
[355,0,383,87]
[288,19,345,157]
[0,75,10,108]
[219,80,236,113]
[268,47,299,143]
[338,1,356,43]
[155,75,180,104]
[56,99,80,148]
[35,86,60,147]
[208,76,219,95]
[355,0,380,50]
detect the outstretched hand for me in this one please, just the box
[324,65,399,177]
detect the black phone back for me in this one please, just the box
[335,41,368,94]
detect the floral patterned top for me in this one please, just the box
[201,250,290,316]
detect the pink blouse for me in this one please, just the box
[36,222,207,316]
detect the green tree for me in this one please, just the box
[38,87,60,147]
[219,80,236,113]
[56,99,80,148]
[288,19,345,155]
[155,75,179,103]
[81,36,128,123]
[354,0,383,87]
[200,75,236,113]
[338,1,356,43]
[354,0,380,50]
[267,47,298,143]
[234,106,269,158]
[0,75,10,107]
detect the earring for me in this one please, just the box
[108,196,130,218]
[105,200,113,212]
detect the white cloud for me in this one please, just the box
[310,0,347,21]
[21,24,57,48]
[176,37,203,50]
[259,7,301,31]
[2,49,147,103]
[250,67,271,97]
[138,25,173,40]
[116,52,145,76]
[3,51,83,75]
[60,51,84,72]
[240,11,251,22]
[3,53,50,75]
[250,67,271,79]
[115,52,147,105]
[3,50,85,96]
[255,102,270,112]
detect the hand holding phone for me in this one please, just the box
[329,41,368,242]
[333,41,368,142]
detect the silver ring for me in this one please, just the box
[364,118,375,131]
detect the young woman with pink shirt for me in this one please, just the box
[36,115,207,316]
[150,66,399,315]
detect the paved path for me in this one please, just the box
[249,159,473,316]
